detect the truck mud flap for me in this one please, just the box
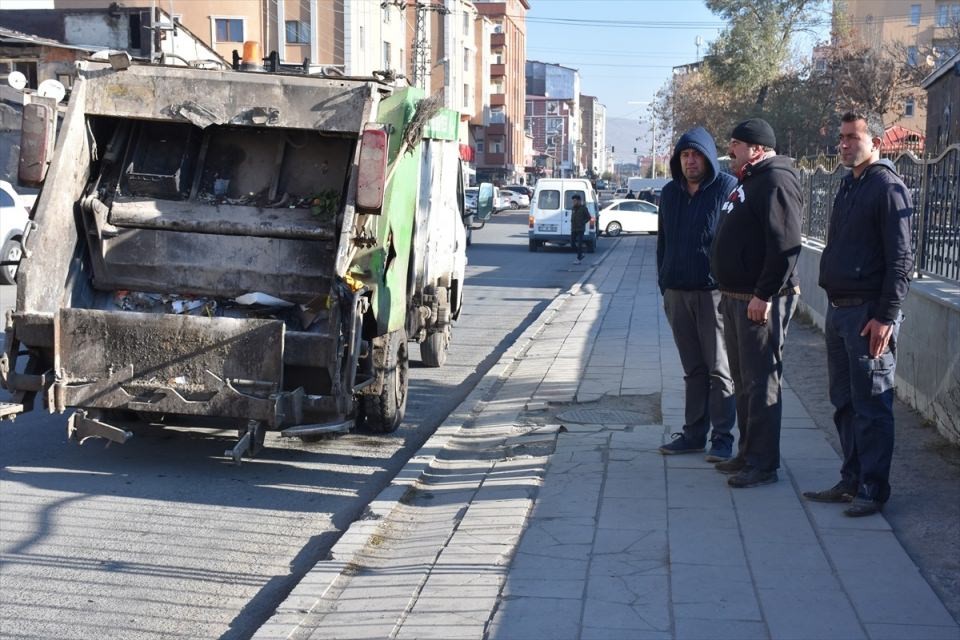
[53,310,289,425]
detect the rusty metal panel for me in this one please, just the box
[55,309,284,398]
[80,63,376,133]
[95,228,335,300]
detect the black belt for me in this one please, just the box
[830,297,868,307]
[721,286,801,302]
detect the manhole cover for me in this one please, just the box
[556,408,649,425]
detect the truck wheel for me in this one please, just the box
[361,328,408,434]
[420,324,450,367]
[0,238,22,285]
[528,239,538,252]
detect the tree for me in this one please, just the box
[704,0,828,110]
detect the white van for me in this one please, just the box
[527,178,598,252]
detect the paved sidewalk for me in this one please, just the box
[256,237,960,640]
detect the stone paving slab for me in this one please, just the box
[258,237,959,640]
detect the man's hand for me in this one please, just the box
[747,296,771,325]
[860,319,893,358]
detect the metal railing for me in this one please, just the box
[798,144,960,283]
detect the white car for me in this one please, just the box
[499,189,530,210]
[1,180,32,285]
[598,198,659,236]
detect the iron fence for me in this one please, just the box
[798,144,960,283]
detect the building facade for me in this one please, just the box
[473,0,529,185]
[922,50,960,152]
[580,95,606,179]
[525,60,582,178]
[834,0,960,134]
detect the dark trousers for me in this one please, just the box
[825,303,901,503]
[571,230,585,259]
[720,294,797,472]
[663,289,736,446]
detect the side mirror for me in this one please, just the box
[476,182,494,221]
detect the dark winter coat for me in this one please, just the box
[571,203,591,233]
[657,126,738,292]
[818,159,914,323]
[710,155,803,299]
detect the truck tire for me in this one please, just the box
[1,238,22,285]
[420,324,450,367]
[361,328,408,433]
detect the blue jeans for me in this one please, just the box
[571,230,585,259]
[825,302,901,503]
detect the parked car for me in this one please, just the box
[464,186,478,213]
[0,180,32,285]
[502,184,532,198]
[597,198,659,236]
[499,189,530,209]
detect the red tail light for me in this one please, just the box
[528,215,534,229]
[356,125,389,211]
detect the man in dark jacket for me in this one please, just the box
[803,111,913,517]
[657,126,738,462]
[570,193,590,264]
[710,118,803,488]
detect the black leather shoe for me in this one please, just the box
[714,457,747,475]
[844,497,883,517]
[728,467,778,488]
[803,481,856,503]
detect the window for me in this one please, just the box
[1,60,38,88]
[383,41,391,69]
[907,45,918,66]
[905,97,916,117]
[477,141,485,153]
[463,48,470,74]
[937,3,950,26]
[490,138,504,153]
[909,3,921,25]
[0,189,13,207]
[382,4,391,23]
[285,20,309,44]
[215,18,243,42]
[463,83,470,109]
[463,11,469,35]
[538,190,560,209]
[359,26,364,50]
[490,107,505,124]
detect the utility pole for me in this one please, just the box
[409,1,450,89]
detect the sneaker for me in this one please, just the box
[714,456,747,475]
[728,467,778,488]
[705,439,732,462]
[573,258,582,265]
[844,497,883,517]
[658,433,705,455]
[802,481,856,503]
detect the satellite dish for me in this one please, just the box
[7,71,27,91]
[37,79,66,102]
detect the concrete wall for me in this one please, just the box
[796,239,960,446]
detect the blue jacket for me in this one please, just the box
[657,127,737,292]
[818,159,913,323]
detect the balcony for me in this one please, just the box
[486,122,506,135]
[490,93,506,107]
[491,33,506,47]
[490,63,506,77]
[482,152,506,166]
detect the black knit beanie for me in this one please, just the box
[731,118,777,149]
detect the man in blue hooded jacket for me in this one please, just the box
[657,126,738,461]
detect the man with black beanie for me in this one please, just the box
[710,118,803,488]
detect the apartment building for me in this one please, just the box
[580,95,606,179]
[835,0,960,134]
[472,0,529,185]
[525,60,582,178]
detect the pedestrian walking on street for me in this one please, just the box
[657,126,738,462]
[570,193,590,264]
[803,111,914,517]
[710,118,803,488]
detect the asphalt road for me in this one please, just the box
[0,210,606,640]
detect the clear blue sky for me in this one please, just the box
[524,0,831,161]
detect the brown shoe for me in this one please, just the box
[714,456,747,475]
[844,497,883,517]
[802,481,856,503]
